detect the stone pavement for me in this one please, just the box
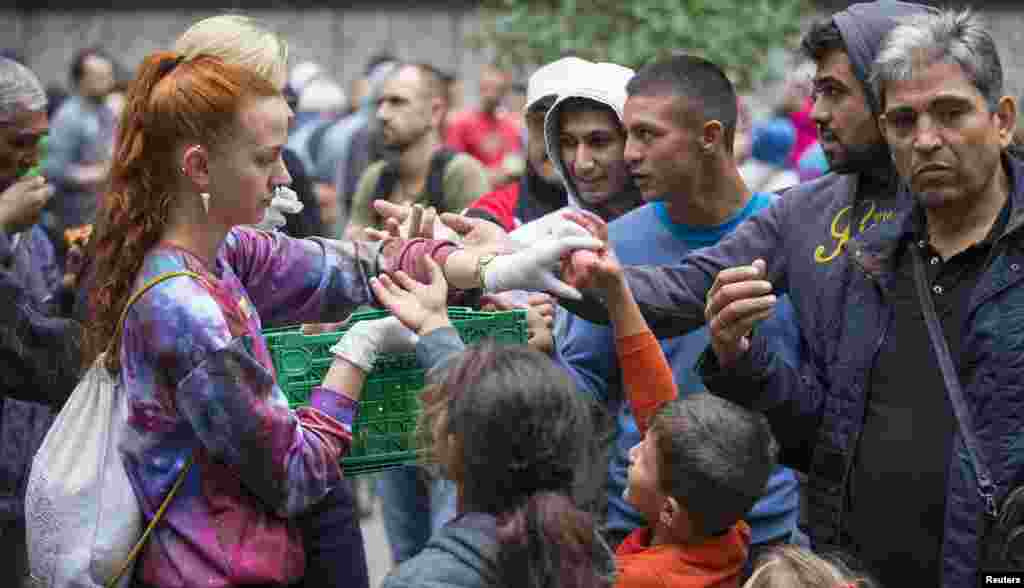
[354,476,394,588]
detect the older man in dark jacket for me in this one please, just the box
[0,56,83,581]
[697,9,1024,586]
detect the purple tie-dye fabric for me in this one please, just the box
[118,227,389,587]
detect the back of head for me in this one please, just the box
[651,392,777,537]
[298,77,346,115]
[745,545,878,588]
[70,47,111,85]
[85,52,279,372]
[419,342,612,588]
[801,1,938,115]
[175,14,288,90]
[751,118,797,167]
[365,52,398,77]
[872,9,1003,112]
[0,57,46,124]
[626,54,738,152]
[289,60,324,95]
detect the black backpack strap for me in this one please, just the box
[425,148,458,211]
[373,159,401,202]
[374,149,458,211]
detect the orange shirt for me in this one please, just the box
[615,523,750,588]
[614,330,750,588]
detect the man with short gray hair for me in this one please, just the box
[701,9,1023,585]
[0,56,82,583]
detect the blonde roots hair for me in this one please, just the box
[174,14,289,90]
[744,546,877,588]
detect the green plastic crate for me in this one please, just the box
[264,307,528,476]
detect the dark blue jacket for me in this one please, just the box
[701,155,1024,586]
[0,227,82,522]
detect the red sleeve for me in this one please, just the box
[616,331,678,435]
[468,183,520,231]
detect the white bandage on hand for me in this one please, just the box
[328,316,420,373]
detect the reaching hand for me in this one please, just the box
[483,235,604,300]
[365,200,443,241]
[556,209,618,292]
[507,209,591,248]
[0,176,54,234]
[704,259,777,367]
[438,213,513,256]
[480,292,555,353]
[371,256,451,336]
[328,316,419,373]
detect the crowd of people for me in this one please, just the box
[1,0,1023,586]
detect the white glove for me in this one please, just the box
[507,208,591,248]
[328,316,419,373]
[483,235,603,300]
[254,186,304,232]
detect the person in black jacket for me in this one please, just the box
[0,55,84,584]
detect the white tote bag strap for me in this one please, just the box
[104,269,201,587]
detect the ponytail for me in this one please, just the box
[83,50,277,371]
[494,492,612,588]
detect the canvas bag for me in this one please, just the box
[25,271,199,588]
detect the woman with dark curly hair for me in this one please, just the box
[367,256,615,588]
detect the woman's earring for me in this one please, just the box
[200,192,210,215]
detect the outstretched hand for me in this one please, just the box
[481,292,556,354]
[704,259,777,367]
[438,213,513,256]
[365,200,446,241]
[506,209,592,248]
[483,234,604,300]
[371,256,451,336]
[557,209,621,293]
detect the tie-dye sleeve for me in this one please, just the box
[175,337,353,517]
[223,228,471,327]
[125,277,355,518]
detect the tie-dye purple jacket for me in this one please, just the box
[119,227,460,587]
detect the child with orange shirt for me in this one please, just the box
[584,244,779,588]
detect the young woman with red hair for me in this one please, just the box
[84,50,597,588]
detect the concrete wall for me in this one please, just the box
[0,3,492,105]
[2,1,1022,106]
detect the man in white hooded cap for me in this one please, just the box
[463,56,588,232]
[543,60,645,222]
